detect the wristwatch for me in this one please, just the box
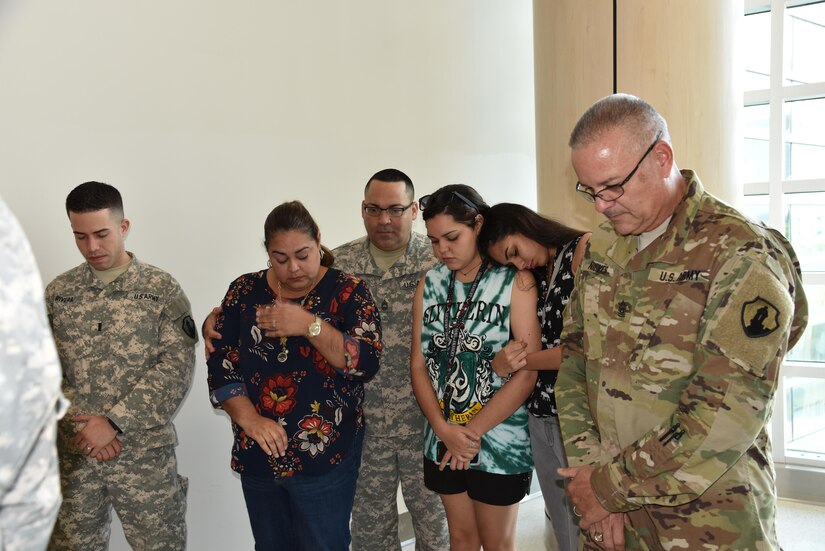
[307,316,322,338]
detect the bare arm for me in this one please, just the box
[466,269,540,437]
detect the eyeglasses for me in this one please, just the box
[362,202,414,218]
[419,191,478,212]
[575,131,663,203]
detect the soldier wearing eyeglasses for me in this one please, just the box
[334,169,448,551]
[556,94,808,550]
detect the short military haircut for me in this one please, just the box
[569,93,671,154]
[65,181,124,218]
[364,168,415,200]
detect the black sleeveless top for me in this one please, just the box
[526,235,582,417]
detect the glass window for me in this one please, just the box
[786,2,825,85]
[787,283,825,363]
[744,11,772,90]
[785,98,825,180]
[785,192,825,272]
[744,104,770,183]
[785,376,825,457]
[743,1,825,477]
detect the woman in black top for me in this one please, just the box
[478,203,591,551]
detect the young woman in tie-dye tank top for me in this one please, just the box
[410,185,541,551]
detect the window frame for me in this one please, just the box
[744,0,825,471]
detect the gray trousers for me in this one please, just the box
[529,414,580,551]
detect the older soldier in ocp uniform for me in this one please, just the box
[335,169,448,551]
[556,95,808,550]
[0,195,66,551]
[46,182,197,551]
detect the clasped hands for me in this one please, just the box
[71,415,121,462]
[256,299,314,339]
[434,422,480,472]
[558,465,627,550]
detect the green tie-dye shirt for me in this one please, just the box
[420,263,533,475]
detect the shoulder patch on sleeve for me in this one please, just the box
[166,293,198,342]
[181,315,197,339]
[705,263,793,377]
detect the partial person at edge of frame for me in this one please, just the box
[0,194,66,551]
[206,200,381,550]
[410,184,541,551]
[477,202,591,551]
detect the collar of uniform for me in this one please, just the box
[82,252,142,290]
[603,169,702,270]
[388,232,435,276]
[352,232,434,278]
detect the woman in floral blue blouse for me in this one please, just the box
[206,201,381,551]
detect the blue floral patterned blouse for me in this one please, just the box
[207,267,381,477]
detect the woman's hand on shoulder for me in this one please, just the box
[202,306,223,359]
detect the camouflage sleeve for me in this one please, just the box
[335,279,382,382]
[206,278,248,407]
[556,267,606,467]
[590,255,806,510]
[107,283,197,432]
[0,202,64,543]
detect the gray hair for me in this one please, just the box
[569,93,671,153]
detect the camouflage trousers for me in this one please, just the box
[0,406,62,551]
[351,429,448,551]
[48,445,187,551]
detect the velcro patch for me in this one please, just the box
[704,262,793,377]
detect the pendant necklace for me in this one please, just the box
[274,274,321,363]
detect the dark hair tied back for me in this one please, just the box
[263,201,334,267]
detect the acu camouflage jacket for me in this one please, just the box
[46,254,197,453]
[334,232,436,438]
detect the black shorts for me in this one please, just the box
[423,456,532,506]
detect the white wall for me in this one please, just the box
[0,1,536,549]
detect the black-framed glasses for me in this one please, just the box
[575,131,663,203]
[362,202,414,218]
[419,190,477,212]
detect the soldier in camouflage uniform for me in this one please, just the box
[45,182,197,551]
[556,95,808,550]
[0,195,66,551]
[334,169,448,551]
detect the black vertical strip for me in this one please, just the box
[613,0,618,93]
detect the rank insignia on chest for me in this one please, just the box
[741,296,780,338]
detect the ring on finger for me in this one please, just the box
[592,532,604,543]
[573,506,581,517]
